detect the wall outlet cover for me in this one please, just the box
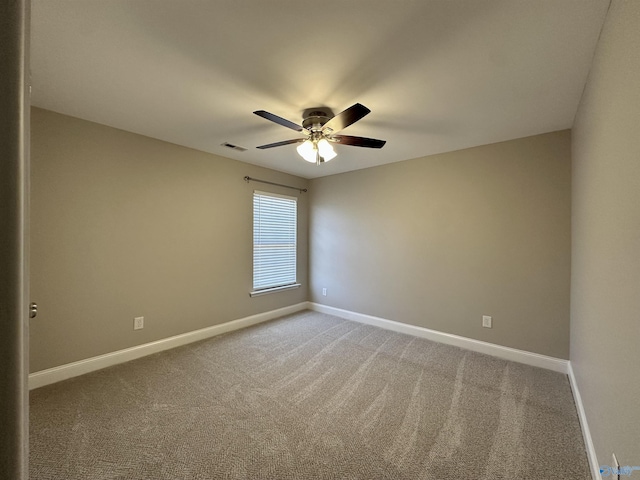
[134,316,144,330]
[482,315,492,328]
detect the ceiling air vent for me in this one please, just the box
[221,142,247,152]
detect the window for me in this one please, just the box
[251,191,299,296]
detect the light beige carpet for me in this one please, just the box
[30,310,590,479]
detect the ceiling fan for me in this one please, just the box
[253,103,386,165]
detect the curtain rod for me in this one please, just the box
[244,176,307,193]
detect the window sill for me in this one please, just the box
[249,283,301,297]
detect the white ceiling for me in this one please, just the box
[31,0,609,179]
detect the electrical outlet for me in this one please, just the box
[133,316,144,330]
[482,315,492,328]
[322,288,327,296]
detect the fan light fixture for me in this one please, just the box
[296,138,337,163]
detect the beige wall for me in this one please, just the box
[30,108,308,372]
[571,0,640,468]
[310,131,571,359]
[31,109,573,371]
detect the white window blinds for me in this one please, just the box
[253,191,297,292]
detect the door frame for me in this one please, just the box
[0,0,30,478]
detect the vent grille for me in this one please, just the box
[221,142,247,152]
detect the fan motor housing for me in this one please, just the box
[302,108,333,131]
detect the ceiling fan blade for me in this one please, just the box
[331,135,386,148]
[254,110,309,134]
[256,138,305,149]
[322,103,371,133]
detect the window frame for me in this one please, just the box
[250,190,300,297]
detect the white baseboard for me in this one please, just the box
[309,303,569,374]
[568,363,601,480]
[29,302,309,390]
